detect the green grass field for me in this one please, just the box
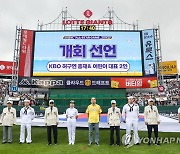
[0,126,179,154]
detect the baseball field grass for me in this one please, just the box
[0,126,179,154]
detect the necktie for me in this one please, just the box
[113,108,115,112]
[24,107,28,115]
[51,107,53,113]
[128,104,134,112]
[151,106,153,111]
[8,108,11,112]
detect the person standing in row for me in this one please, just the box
[107,100,121,146]
[86,97,102,146]
[45,100,59,145]
[66,100,78,145]
[0,100,16,144]
[122,96,140,146]
[20,99,35,144]
[144,99,160,146]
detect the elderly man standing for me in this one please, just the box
[122,96,140,146]
[86,97,102,146]
[45,100,59,145]
[144,99,160,146]
[0,100,16,144]
[19,99,35,144]
[107,100,121,146]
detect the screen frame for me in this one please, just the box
[31,30,145,77]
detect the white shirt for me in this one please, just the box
[20,106,35,124]
[66,107,78,119]
[122,103,139,120]
[178,107,180,114]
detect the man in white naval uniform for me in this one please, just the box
[122,96,140,146]
[19,99,35,144]
[66,100,78,145]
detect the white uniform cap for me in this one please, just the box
[127,96,134,99]
[148,99,154,103]
[49,100,54,103]
[70,100,75,103]
[7,100,13,104]
[24,99,30,103]
[111,100,116,104]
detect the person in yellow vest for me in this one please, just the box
[107,100,121,146]
[45,100,59,145]
[86,97,102,146]
[0,100,16,144]
[144,99,160,146]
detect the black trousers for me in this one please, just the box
[110,126,120,145]
[147,125,158,144]
[47,125,57,144]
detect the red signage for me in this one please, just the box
[19,29,34,77]
[111,77,158,89]
[62,10,112,25]
[84,9,93,18]
[0,61,15,75]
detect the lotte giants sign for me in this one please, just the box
[62,9,112,25]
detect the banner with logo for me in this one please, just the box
[142,30,157,76]
[0,61,15,75]
[18,77,65,88]
[159,61,178,75]
[18,77,158,89]
[19,29,34,77]
[65,77,111,88]
[111,77,158,88]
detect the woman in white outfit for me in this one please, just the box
[66,100,78,145]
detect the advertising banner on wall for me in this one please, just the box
[18,77,158,89]
[65,77,111,88]
[111,77,158,88]
[0,61,15,75]
[159,61,178,75]
[142,29,157,76]
[19,29,34,77]
[18,77,65,88]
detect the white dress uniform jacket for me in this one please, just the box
[144,105,160,125]
[45,107,59,126]
[0,107,16,126]
[107,107,121,126]
[122,103,139,120]
[20,107,35,124]
[66,107,78,119]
